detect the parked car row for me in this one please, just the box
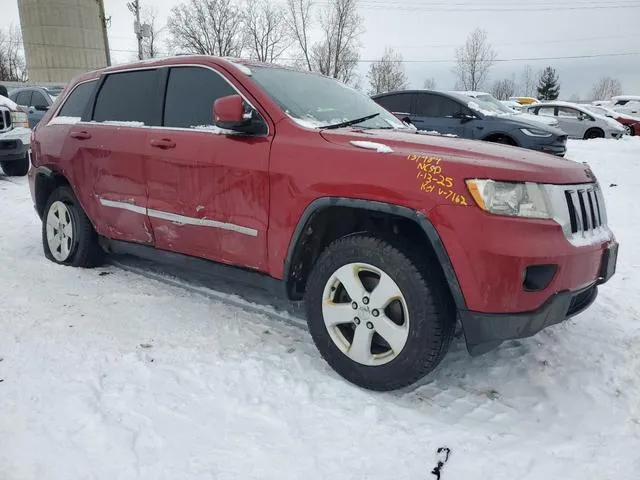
[372,89,630,156]
[0,93,31,176]
[26,55,618,391]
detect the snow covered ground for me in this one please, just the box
[1,138,639,479]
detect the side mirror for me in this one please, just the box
[213,94,251,130]
[460,114,476,124]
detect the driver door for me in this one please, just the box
[413,93,473,137]
[555,106,584,138]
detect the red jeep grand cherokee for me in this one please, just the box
[28,56,618,391]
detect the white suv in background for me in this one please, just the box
[611,96,640,116]
[0,95,31,176]
[526,101,626,140]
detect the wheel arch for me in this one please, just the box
[584,127,605,139]
[482,132,519,146]
[282,197,466,310]
[33,166,72,219]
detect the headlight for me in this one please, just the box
[466,179,551,219]
[520,127,552,137]
[10,110,29,129]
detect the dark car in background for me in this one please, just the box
[9,85,65,128]
[372,90,568,156]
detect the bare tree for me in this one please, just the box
[590,76,623,101]
[243,1,289,63]
[311,0,363,83]
[491,78,517,100]
[367,47,408,95]
[519,64,537,97]
[453,28,496,91]
[141,7,163,58]
[422,77,436,89]
[167,0,245,56]
[0,25,26,82]
[285,0,314,71]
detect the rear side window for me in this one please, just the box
[374,93,413,114]
[93,70,158,125]
[58,80,97,118]
[15,91,32,106]
[415,94,465,118]
[163,66,236,128]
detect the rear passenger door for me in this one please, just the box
[146,65,271,270]
[76,69,160,244]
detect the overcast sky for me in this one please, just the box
[3,0,639,98]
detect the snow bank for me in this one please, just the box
[1,138,639,479]
[350,140,393,153]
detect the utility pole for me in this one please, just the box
[96,0,111,66]
[127,0,143,60]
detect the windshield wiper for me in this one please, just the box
[319,113,380,130]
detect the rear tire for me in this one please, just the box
[486,135,517,146]
[42,186,104,267]
[584,128,605,140]
[304,235,456,391]
[1,154,29,176]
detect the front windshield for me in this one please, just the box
[249,66,408,130]
[475,94,516,114]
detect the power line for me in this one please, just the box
[326,0,640,11]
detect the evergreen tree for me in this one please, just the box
[537,66,560,100]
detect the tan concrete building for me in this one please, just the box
[17,0,109,83]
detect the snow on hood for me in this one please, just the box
[350,140,394,153]
[0,94,18,110]
[319,127,594,184]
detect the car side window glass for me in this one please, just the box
[31,91,49,108]
[557,107,579,119]
[93,70,158,125]
[163,66,238,129]
[375,93,413,115]
[15,91,32,106]
[58,80,98,118]
[417,94,462,118]
[415,94,438,116]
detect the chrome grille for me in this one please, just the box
[0,106,11,132]
[564,185,606,234]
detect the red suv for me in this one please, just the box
[28,56,618,391]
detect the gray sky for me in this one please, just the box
[3,0,640,98]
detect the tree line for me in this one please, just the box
[0,1,627,102]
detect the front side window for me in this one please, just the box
[417,94,466,118]
[163,66,236,129]
[31,91,49,108]
[557,107,580,119]
[250,66,408,130]
[58,80,97,118]
[537,106,556,117]
[93,70,158,125]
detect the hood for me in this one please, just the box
[480,113,566,135]
[513,112,558,127]
[597,114,626,131]
[319,128,594,184]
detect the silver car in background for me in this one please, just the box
[526,101,626,139]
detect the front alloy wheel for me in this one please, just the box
[305,235,456,391]
[322,263,410,366]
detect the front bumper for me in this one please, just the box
[531,136,567,157]
[0,137,28,162]
[460,241,618,355]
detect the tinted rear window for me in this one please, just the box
[374,93,413,114]
[58,80,97,118]
[93,70,158,125]
[163,66,236,128]
[15,91,32,106]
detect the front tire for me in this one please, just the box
[1,154,29,176]
[42,186,104,267]
[305,235,456,391]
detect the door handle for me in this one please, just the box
[150,138,176,150]
[70,130,91,140]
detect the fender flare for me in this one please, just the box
[283,197,467,310]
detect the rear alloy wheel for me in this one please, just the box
[0,154,29,176]
[42,186,104,267]
[584,128,605,140]
[305,235,455,391]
